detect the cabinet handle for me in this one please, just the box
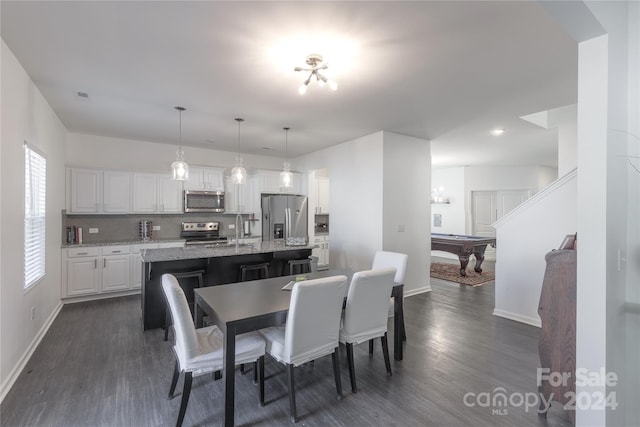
[111,250,121,253]
[77,252,88,256]
[103,259,106,268]
[94,259,97,269]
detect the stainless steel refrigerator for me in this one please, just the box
[261,194,308,246]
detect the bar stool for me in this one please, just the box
[164,269,205,341]
[287,258,312,275]
[239,263,270,282]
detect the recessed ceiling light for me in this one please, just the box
[262,147,274,150]
[490,128,505,136]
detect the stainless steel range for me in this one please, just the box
[181,222,228,246]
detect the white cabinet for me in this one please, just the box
[64,245,136,297]
[132,173,183,213]
[158,175,183,213]
[224,176,251,213]
[315,177,330,213]
[312,235,330,270]
[101,245,131,292]
[68,169,131,214]
[184,166,225,191]
[132,173,159,213]
[66,247,101,296]
[252,169,303,195]
[70,169,100,213]
[103,171,131,213]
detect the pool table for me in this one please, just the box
[431,233,496,276]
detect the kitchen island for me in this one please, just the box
[140,241,315,331]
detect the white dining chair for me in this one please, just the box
[371,250,409,351]
[259,275,347,423]
[162,274,266,427]
[339,267,397,393]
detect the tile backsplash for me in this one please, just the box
[62,212,256,244]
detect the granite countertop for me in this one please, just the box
[141,241,317,262]
[62,238,185,249]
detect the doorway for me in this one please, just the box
[471,190,530,259]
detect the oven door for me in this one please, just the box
[184,190,225,213]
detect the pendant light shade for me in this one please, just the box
[232,118,247,185]
[171,106,189,181]
[279,127,293,188]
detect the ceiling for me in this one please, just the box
[1,1,577,168]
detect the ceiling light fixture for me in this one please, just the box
[280,127,293,188]
[490,128,505,136]
[171,106,189,181]
[231,118,247,185]
[294,54,337,95]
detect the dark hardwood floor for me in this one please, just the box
[1,267,573,427]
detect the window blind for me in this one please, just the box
[24,143,46,289]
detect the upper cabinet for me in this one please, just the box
[67,168,182,214]
[184,166,225,191]
[132,173,183,214]
[131,173,158,213]
[316,176,330,213]
[252,169,302,195]
[158,175,183,213]
[68,169,130,214]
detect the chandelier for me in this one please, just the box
[294,54,337,95]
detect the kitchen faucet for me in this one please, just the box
[235,213,243,250]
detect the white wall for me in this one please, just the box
[296,131,431,295]
[492,170,577,326]
[1,40,67,400]
[382,132,431,295]
[431,167,465,235]
[464,165,557,231]
[66,133,284,173]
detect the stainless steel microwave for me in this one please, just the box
[183,190,225,213]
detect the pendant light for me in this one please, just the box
[171,106,189,181]
[279,127,293,188]
[231,118,247,185]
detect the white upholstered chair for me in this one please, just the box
[259,275,347,423]
[371,250,409,353]
[339,267,397,393]
[162,274,266,427]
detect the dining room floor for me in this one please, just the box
[1,270,572,427]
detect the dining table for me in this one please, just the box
[193,268,405,427]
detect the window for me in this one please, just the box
[24,143,46,289]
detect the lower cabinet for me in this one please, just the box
[64,242,184,298]
[312,235,330,270]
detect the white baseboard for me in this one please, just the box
[62,289,140,304]
[492,309,541,328]
[405,285,432,297]
[0,301,63,403]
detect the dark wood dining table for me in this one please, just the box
[193,268,405,427]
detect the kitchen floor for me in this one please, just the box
[1,272,571,427]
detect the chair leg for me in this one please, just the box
[381,333,392,376]
[258,356,265,407]
[240,363,246,374]
[253,361,258,384]
[369,339,374,357]
[287,364,297,423]
[168,359,180,399]
[214,370,222,381]
[176,372,192,427]
[345,343,357,393]
[331,347,343,399]
[401,313,407,342]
